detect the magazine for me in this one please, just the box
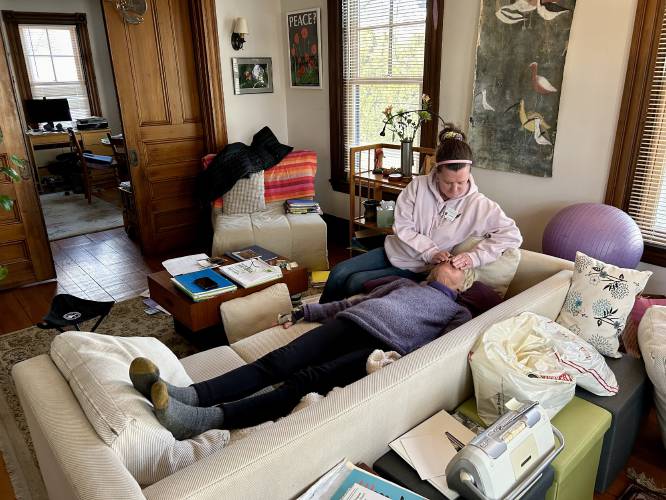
[217,257,283,288]
[297,460,425,500]
[227,245,279,262]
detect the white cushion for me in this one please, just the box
[220,283,293,343]
[453,237,521,297]
[223,172,266,214]
[232,321,320,363]
[637,306,666,448]
[556,252,652,358]
[50,332,229,486]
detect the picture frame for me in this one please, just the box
[232,57,274,95]
[286,8,322,89]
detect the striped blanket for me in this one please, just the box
[203,150,317,209]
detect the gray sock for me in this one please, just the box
[129,357,199,406]
[151,381,225,440]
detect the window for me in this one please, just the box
[2,11,101,125]
[20,25,90,120]
[329,0,443,190]
[607,0,666,265]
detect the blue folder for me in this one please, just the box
[173,268,236,294]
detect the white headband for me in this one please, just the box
[436,159,473,167]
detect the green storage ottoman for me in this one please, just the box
[456,397,611,500]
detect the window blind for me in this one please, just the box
[19,24,91,121]
[342,0,427,173]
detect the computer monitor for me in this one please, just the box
[24,98,72,130]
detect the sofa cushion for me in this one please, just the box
[50,332,229,486]
[231,321,320,363]
[637,306,666,448]
[452,237,520,298]
[556,252,652,358]
[622,296,666,357]
[222,172,266,215]
[221,283,293,343]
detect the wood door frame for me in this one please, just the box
[2,10,103,118]
[189,0,228,153]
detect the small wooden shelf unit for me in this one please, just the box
[348,143,435,253]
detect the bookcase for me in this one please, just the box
[348,143,435,254]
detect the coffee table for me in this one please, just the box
[147,258,308,340]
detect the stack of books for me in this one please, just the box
[284,198,322,215]
[171,268,237,302]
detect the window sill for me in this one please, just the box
[641,245,666,268]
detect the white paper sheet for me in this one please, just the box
[389,410,476,497]
[162,253,209,276]
[400,434,458,481]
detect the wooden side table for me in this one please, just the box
[147,263,309,341]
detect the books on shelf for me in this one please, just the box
[226,245,279,262]
[285,198,322,215]
[170,268,237,302]
[217,257,283,288]
[298,460,425,500]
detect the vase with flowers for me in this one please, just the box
[380,94,432,177]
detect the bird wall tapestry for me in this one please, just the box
[468,0,576,177]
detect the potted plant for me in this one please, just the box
[380,94,432,177]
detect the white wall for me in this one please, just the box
[0,0,122,133]
[215,0,289,145]
[281,0,338,215]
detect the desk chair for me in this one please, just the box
[68,129,118,204]
[106,133,129,181]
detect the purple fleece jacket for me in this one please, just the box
[303,278,472,355]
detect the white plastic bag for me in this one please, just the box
[469,312,576,424]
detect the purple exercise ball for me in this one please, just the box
[542,203,644,268]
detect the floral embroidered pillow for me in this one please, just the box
[556,252,652,358]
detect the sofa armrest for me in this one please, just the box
[12,355,144,500]
[506,250,574,299]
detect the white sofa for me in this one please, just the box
[12,250,574,500]
[211,202,329,271]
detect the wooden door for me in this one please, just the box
[102,0,225,255]
[0,35,54,289]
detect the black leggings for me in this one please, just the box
[192,318,387,428]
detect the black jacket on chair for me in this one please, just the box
[198,126,293,204]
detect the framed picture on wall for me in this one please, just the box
[232,57,274,95]
[286,8,322,89]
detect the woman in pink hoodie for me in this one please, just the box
[320,124,522,303]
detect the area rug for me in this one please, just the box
[40,192,123,241]
[0,297,199,500]
[620,469,666,499]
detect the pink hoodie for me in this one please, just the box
[384,172,522,272]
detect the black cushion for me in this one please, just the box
[251,126,293,166]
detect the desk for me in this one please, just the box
[25,128,112,192]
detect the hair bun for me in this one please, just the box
[438,124,466,143]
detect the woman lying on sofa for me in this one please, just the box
[129,261,474,440]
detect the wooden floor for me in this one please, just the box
[0,226,664,499]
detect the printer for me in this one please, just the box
[76,117,109,130]
[446,401,564,500]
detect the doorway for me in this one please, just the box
[2,6,128,242]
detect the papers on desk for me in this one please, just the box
[162,253,210,276]
[389,409,476,498]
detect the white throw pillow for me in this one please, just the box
[223,172,266,215]
[220,282,293,343]
[556,252,652,358]
[50,332,229,486]
[452,237,521,297]
[637,306,666,448]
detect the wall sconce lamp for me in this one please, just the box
[231,18,248,50]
